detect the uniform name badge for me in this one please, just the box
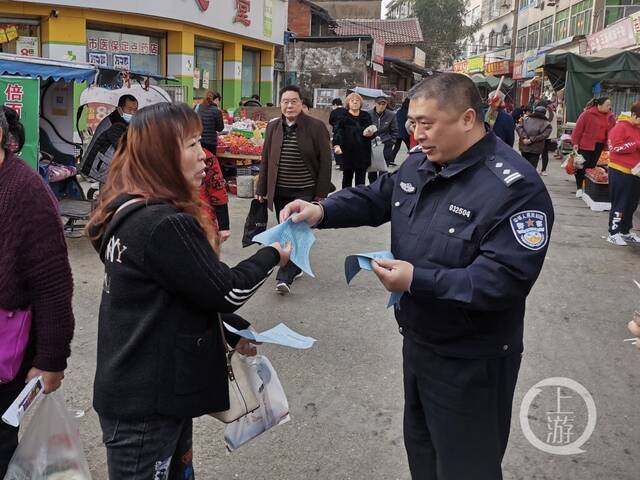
[509,210,548,251]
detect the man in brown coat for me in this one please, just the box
[256,85,333,294]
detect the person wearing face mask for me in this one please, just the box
[279,73,554,480]
[86,103,291,479]
[80,94,139,182]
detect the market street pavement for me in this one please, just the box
[58,155,639,480]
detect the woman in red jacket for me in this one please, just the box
[606,101,640,246]
[571,97,615,197]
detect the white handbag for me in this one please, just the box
[210,317,260,423]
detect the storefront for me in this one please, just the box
[0,0,286,109]
[0,17,40,56]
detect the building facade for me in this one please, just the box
[0,0,287,108]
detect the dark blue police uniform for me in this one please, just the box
[318,132,554,479]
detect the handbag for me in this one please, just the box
[367,137,388,173]
[242,199,268,247]
[210,316,260,423]
[0,307,32,384]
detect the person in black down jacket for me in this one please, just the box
[86,103,291,479]
[333,92,376,188]
[197,90,225,153]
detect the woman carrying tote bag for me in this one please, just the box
[86,103,291,479]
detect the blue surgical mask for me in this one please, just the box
[122,113,133,123]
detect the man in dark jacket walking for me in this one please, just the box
[256,85,333,294]
[368,96,399,166]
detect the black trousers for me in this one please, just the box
[342,169,366,189]
[0,388,21,478]
[273,187,315,284]
[575,143,604,189]
[540,139,552,172]
[608,168,640,235]
[403,337,521,480]
[391,137,411,163]
[522,152,541,169]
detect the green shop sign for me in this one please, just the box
[0,76,40,169]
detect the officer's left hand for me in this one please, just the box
[628,318,640,350]
[371,259,414,293]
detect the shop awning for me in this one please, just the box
[0,53,97,83]
[543,51,640,121]
[471,74,514,90]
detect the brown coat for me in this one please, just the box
[257,113,334,211]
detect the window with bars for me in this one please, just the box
[489,30,497,49]
[517,27,527,52]
[527,21,540,51]
[605,0,640,26]
[569,0,593,36]
[539,16,553,47]
[554,8,570,41]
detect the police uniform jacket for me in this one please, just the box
[318,132,554,358]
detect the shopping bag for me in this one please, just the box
[242,199,269,247]
[4,391,92,480]
[367,137,388,173]
[224,355,290,451]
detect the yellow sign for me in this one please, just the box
[466,55,485,73]
[5,26,18,42]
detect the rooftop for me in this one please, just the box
[334,18,423,44]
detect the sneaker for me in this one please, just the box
[388,161,397,167]
[293,272,304,280]
[575,189,583,198]
[541,171,548,176]
[621,232,640,244]
[607,233,628,246]
[275,282,291,294]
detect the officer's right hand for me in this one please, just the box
[255,194,266,203]
[279,200,324,226]
[270,241,292,267]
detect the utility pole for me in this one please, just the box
[510,0,519,62]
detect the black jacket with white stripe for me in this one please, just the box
[92,195,280,419]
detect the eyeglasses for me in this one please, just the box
[281,99,300,106]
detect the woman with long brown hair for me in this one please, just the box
[86,102,290,479]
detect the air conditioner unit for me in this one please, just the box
[546,0,556,5]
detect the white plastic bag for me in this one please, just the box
[4,391,92,480]
[367,137,388,173]
[224,355,290,451]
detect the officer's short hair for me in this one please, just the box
[408,73,484,123]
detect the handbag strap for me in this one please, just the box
[217,314,235,381]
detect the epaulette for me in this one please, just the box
[485,156,523,187]
[409,145,423,154]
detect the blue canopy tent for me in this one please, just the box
[0,52,97,83]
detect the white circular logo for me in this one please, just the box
[519,377,597,455]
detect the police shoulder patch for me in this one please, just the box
[486,157,523,187]
[509,210,548,251]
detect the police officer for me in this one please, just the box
[281,73,554,480]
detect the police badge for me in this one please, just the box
[509,211,548,251]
